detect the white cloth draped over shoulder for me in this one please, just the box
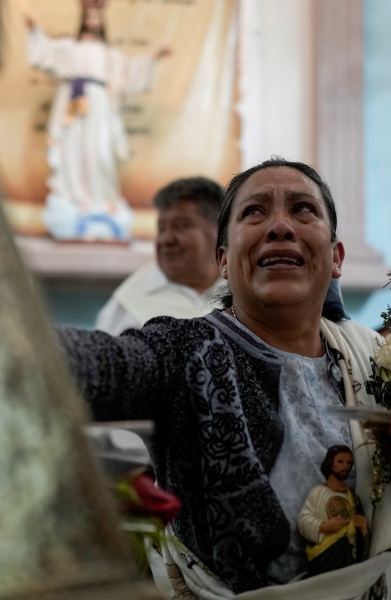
[148,318,391,600]
[95,262,222,334]
[27,27,156,241]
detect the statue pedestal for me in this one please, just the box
[15,236,154,283]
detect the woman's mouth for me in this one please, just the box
[257,250,305,268]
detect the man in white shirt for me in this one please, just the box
[95,177,223,334]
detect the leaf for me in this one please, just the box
[194,395,210,416]
[206,463,222,484]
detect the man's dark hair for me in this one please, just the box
[153,177,223,223]
[320,445,353,479]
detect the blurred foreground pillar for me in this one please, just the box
[0,196,159,598]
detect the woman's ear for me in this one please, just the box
[331,241,345,279]
[217,247,228,280]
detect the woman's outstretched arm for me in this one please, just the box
[57,326,165,422]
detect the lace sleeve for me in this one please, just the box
[57,326,164,422]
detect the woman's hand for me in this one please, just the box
[353,514,368,536]
[319,516,348,534]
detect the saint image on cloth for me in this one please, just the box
[26,0,164,241]
[297,444,369,577]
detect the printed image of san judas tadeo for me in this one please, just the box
[297,445,369,577]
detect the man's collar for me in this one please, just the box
[144,263,220,298]
[143,263,170,294]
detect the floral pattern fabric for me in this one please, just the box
[186,335,290,588]
[266,349,353,583]
[58,309,356,592]
[59,310,291,593]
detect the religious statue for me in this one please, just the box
[297,444,369,577]
[25,0,170,242]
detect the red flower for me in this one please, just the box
[120,471,181,525]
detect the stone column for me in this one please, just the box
[238,0,314,167]
[313,0,388,288]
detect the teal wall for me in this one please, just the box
[44,284,391,331]
[41,283,112,330]
[350,0,391,330]
[364,0,391,266]
[343,289,391,331]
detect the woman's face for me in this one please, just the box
[218,167,344,316]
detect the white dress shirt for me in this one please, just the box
[95,262,221,335]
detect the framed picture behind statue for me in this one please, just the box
[0,0,239,241]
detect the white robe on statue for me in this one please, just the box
[297,485,352,546]
[27,27,156,241]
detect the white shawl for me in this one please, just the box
[148,319,391,600]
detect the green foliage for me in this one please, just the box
[121,519,165,576]
[381,271,391,328]
[114,472,180,577]
[381,306,391,330]
[371,445,391,507]
[368,368,391,409]
[117,479,140,505]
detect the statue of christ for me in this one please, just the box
[26,0,170,241]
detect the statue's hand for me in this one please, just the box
[319,516,348,534]
[353,514,368,536]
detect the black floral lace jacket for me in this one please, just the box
[59,309,291,594]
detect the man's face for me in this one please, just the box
[156,200,217,290]
[218,167,344,316]
[331,452,353,481]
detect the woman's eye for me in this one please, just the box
[294,202,316,214]
[243,205,262,217]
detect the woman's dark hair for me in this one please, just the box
[217,156,337,252]
[215,156,338,308]
[320,445,353,479]
[78,8,107,41]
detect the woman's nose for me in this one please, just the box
[265,212,296,242]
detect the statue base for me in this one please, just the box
[42,194,134,242]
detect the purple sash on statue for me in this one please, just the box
[70,77,105,100]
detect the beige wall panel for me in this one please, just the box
[0,0,239,234]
